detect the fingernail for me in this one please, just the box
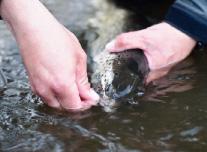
[90,89,100,101]
[105,40,115,50]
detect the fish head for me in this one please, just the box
[92,49,149,102]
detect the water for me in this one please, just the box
[0,0,207,151]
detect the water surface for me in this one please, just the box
[0,0,207,151]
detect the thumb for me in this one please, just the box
[76,52,100,105]
[105,31,146,52]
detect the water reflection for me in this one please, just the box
[144,56,196,102]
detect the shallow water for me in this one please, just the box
[0,0,207,152]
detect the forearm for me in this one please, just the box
[0,0,60,44]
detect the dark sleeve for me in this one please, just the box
[165,0,207,45]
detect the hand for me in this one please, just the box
[0,0,99,111]
[105,22,196,70]
[22,27,99,111]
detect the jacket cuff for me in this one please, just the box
[165,4,207,45]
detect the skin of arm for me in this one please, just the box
[0,0,99,111]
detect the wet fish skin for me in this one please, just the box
[91,49,149,111]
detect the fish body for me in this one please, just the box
[91,49,149,111]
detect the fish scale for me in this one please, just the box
[91,49,149,112]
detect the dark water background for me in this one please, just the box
[0,0,207,151]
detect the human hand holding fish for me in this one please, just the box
[106,22,196,71]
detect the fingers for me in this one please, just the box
[76,51,100,105]
[105,31,146,52]
[36,82,93,111]
[41,92,61,109]
[29,28,99,112]
[32,74,94,111]
[66,30,99,104]
[51,78,92,111]
[145,66,172,84]
[32,83,61,109]
[50,51,99,111]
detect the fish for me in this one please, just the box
[91,49,149,112]
[73,0,151,111]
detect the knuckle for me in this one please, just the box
[51,79,71,94]
[78,75,90,87]
[116,34,126,47]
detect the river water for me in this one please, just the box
[0,0,207,151]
